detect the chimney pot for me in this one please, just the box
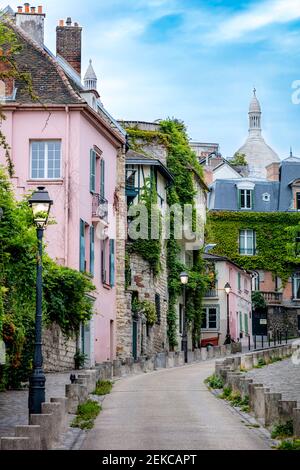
[17,6,23,13]
[59,20,64,27]
[31,7,36,13]
[24,3,30,13]
[66,17,72,26]
[37,6,43,14]
[74,22,79,27]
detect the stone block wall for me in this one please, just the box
[268,306,299,337]
[43,323,76,372]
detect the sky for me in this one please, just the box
[3,0,300,158]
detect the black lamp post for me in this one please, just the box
[180,271,189,363]
[28,187,53,415]
[224,282,232,345]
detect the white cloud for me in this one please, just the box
[209,0,300,42]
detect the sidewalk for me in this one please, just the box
[0,370,76,439]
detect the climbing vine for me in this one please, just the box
[0,167,95,389]
[159,118,208,349]
[207,211,300,285]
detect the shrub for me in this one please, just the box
[277,439,300,450]
[71,400,101,430]
[94,380,113,396]
[204,374,224,389]
[271,420,294,439]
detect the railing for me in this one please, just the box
[261,291,283,304]
[203,288,218,298]
[92,193,108,222]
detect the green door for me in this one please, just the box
[132,319,138,360]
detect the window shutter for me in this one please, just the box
[251,190,254,210]
[90,225,95,276]
[100,159,105,198]
[244,313,248,335]
[90,150,96,193]
[80,219,85,272]
[239,312,243,332]
[109,239,115,287]
[253,230,257,255]
[238,189,241,209]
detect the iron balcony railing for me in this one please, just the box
[92,193,108,222]
[203,288,218,298]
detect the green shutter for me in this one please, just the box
[238,273,241,291]
[244,313,248,335]
[253,230,256,255]
[251,190,254,210]
[239,312,243,332]
[100,158,105,198]
[90,225,94,276]
[90,150,96,193]
[109,239,115,287]
[80,219,85,272]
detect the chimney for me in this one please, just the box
[266,162,280,181]
[203,167,214,186]
[15,3,46,46]
[56,18,82,76]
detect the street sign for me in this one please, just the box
[260,319,267,325]
[0,340,6,365]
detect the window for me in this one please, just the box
[155,293,161,325]
[239,230,256,255]
[31,141,61,179]
[90,225,95,276]
[109,239,115,287]
[239,189,253,210]
[90,149,96,193]
[293,272,300,299]
[79,219,86,272]
[201,306,219,330]
[297,192,300,211]
[238,272,241,291]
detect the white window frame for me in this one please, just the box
[239,229,256,256]
[30,140,62,180]
[240,189,252,210]
[201,305,219,331]
[293,272,300,300]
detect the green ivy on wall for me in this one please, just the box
[0,167,95,389]
[207,211,300,285]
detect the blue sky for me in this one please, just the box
[4,0,300,158]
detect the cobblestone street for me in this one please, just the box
[246,357,300,404]
[0,371,75,439]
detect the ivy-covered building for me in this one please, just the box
[118,120,209,359]
[207,156,300,337]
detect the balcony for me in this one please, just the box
[203,288,218,298]
[261,291,283,304]
[92,193,108,222]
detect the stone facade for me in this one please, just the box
[43,324,76,373]
[268,306,299,337]
[127,247,169,357]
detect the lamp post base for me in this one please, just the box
[181,338,188,363]
[28,367,46,415]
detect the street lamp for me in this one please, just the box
[180,272,189,363]
[224,282,232,345]
[28,187,53,415]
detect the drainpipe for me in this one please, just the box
[64,106,70,266]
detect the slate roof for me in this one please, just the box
[203,253,252,274]
[126,150,174,183]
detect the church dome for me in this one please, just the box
[236,89,280,178]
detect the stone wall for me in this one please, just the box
[268,306,299,337]
[43,324,76,372]
[115,146,132,359]
[127,245,169,357]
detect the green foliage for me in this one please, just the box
[254,358,266,368]
[208,211,300,284]
[204,374,224,389]
[271,420,294,439]
[94,380,113,396]
[230,152,247,166]
[0,167,95,389]
[74,350,88,370]
[71,400,101,430]
[125,127,170,153]
[252,291,267,310]
[131,298,157,326]
[277,439,300,450]
[158,118,208,348]
[219,386,232,399]
[129,176,162,275]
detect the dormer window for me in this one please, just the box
[239,189,253,210]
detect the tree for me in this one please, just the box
[230,152,247,166]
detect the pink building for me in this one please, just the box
[202,254,253,348]
[0,6,126,366]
